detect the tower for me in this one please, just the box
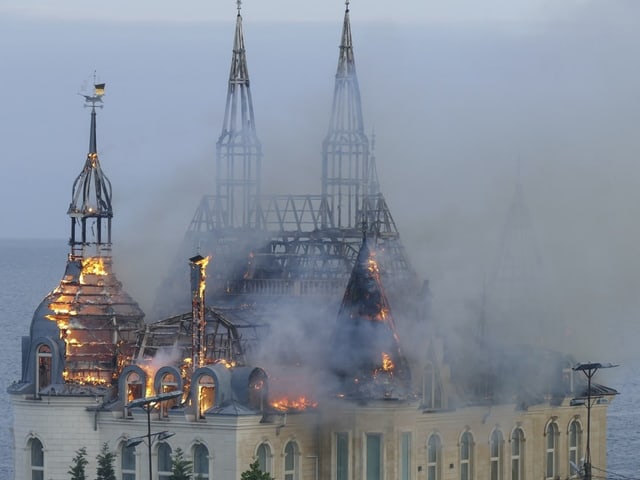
[322,0,369,229]
[12,84,144,394]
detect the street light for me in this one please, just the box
[572,362,618,480]
[126,391,183,480]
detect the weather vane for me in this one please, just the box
[237,0,242,14]
[345,0,350,10]
[81,71,105,108]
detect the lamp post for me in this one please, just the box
[572,362,617,480]
[126,391,182,480]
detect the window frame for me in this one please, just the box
[545,422,559,480]
[427,433,442,480]
[490,429,504,480]
[568,420,582,478]
[29,437,44,480]
[459,431,474,480]
[121,441,136,480]
[510,427,525,480]
[192,443,210,479]
[256,442,272,474]
[283,440,300,480]
[156,442,172,480]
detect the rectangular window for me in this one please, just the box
[366,434,382,480]
[336,433,349,480]
[401,433,411,480]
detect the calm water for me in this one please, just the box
[0,239,635,479]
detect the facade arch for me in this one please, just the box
[192,441,211,479]
[118,365,148,412]
[489,428,504,480]
[118,438,137,480]
[30,337,63,396]
[154,366,183,417]
[255,441,273,474]
[26,435,45,480]
[426,432,443,480]
[283,439,300,480]
[509,426,526,480]
[156,442,172,480]
[567,418,583,476]
[458,429,474,480]
[544,419,560,480]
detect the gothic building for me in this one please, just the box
[8,4,614,480]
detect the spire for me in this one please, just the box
[322,2,370,229]
[329,236,411,397]
[68,84,112,259]
[216,3,263,228]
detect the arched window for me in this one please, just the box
[427,434,442,480]
[545,423,559,480]
[510,428,525,480]
[193,443,209,479]
[121,443,136,480]
[490,429,504,480]
[284,441,299,480]
[568,421,582,477]
[29,437,44,480]
[198,375,215,419]
[36,344,52,395]
[125,371,143,416]
[257,443,272,473]
[248,369,268,411]
[159,372,179,417]
[157,443,172,480]
[460,431,474,480]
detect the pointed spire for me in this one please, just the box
[322,3,370,229]
[329,236,411,396]
[216,3,263,228]
[68,89,113,259]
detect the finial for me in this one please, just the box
[80,72,106,109]
[345,0,350,12]
[237,0,242,14]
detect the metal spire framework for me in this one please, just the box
[322,1,369,229]
[68,84,112,260]
[160,3,418,338]
[215,3,262,228]
[484,170,554,347]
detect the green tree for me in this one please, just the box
[95,443,116,480]
[240,460,273,480]
[169,448,192,480]
[68,447,88,480]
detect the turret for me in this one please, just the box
[11,85,144,396]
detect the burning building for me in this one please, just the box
[9,3,616,480]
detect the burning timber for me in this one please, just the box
[8,3,617,480]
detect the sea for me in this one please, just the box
[0,238,636,479]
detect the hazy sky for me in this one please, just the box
[2,0,640,361]
[0,0,602,24]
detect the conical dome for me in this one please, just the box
[329,236,410,398]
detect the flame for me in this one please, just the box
[81,257,107,276]
[270,396,318,412]
[138,363,158,397]
[381,352,394,371]
[214,359,236,369]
